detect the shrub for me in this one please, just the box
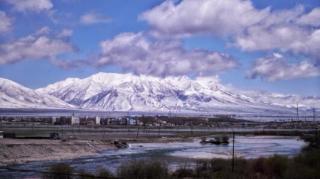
[97,168,114,178]
[301,133,320,151]
[43,163,73,179]
[78,169,95,179]
[266,155,288,178]
[117,160,169,179]
[172,168,194,178]
[250,155,288,178]
[251,157,267,175]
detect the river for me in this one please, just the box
[0,135,306,178]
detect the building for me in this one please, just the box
[95,116,101,125]
[51,117,57,124]
[126,117,138,125]
[71,116,80,125]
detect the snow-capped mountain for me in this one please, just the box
[0,78,73,109]
[35,72,319,114]
[240,90,320,109]
[1,73,318,114]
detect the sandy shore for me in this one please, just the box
[0,139,115,166]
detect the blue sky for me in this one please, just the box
[0,0,319,96]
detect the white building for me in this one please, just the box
[71,116,80,125]
[52,117,57,124]
[95,116,101,125]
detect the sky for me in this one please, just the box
[0,0,319,96]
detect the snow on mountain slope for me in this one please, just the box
[0,78,74,109]
[240,90,320,109]
[36,72,318,114]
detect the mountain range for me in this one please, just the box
[0,73,319,115]
[0,77,73,109]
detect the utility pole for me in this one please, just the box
[136,127,140,138]
[232,131,235,172]
[157,116,161,137]
[313,108,316,122]
[296,103,300,121]
[189,122,193,136]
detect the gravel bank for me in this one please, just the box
[0,139,115,166]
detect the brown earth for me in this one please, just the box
[0,139,115,166]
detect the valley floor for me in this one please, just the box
[0,123,318,167]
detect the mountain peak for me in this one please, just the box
[35,72,320,114]
[0,77,31,92]
[0,77,74,109]
[1,73,319,115]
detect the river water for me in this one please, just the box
[0,135,306,178]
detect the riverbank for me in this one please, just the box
[0,135,196,166]
[0,139,115,166]
[0,134,305,167]
[0,135,307,178]
[41,134,320,179]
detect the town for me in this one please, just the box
[1,112,319,140]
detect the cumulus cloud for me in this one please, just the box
[235,25,311,51]
[248,53,320,81]
[0,11,12,33]
[140,0,268,37]
[235,7,320,59]
[80,12,111,25]
[141,0,320,61]
[0,28,74,65]
[94,32,237,76]
[51,58,88,69]
[3,0,53,12]
[297,8,320,26]
[58,29,73,38]
[35,26,50,35]
[141,0,320,81]
[49,32,237,75]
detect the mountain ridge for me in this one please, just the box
[1,73,319,115]
[36,73,319,114]
[0,77,74,109]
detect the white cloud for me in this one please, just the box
[142,0,320,61]
[297,8,320,27]
[234,7,320,59]
[141,0,268,37]
[248,54,320,81]
[80,12,111,25]
[3,0,53,12]
[0,29,74,65]
[0,11,12,33]
[95,32,237,76]
[236,26,320,61]
[51,58,87,69]
[235,24,308,51]
[142,0,320,81]
[58,29,73,37]
[35,26,50,35]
